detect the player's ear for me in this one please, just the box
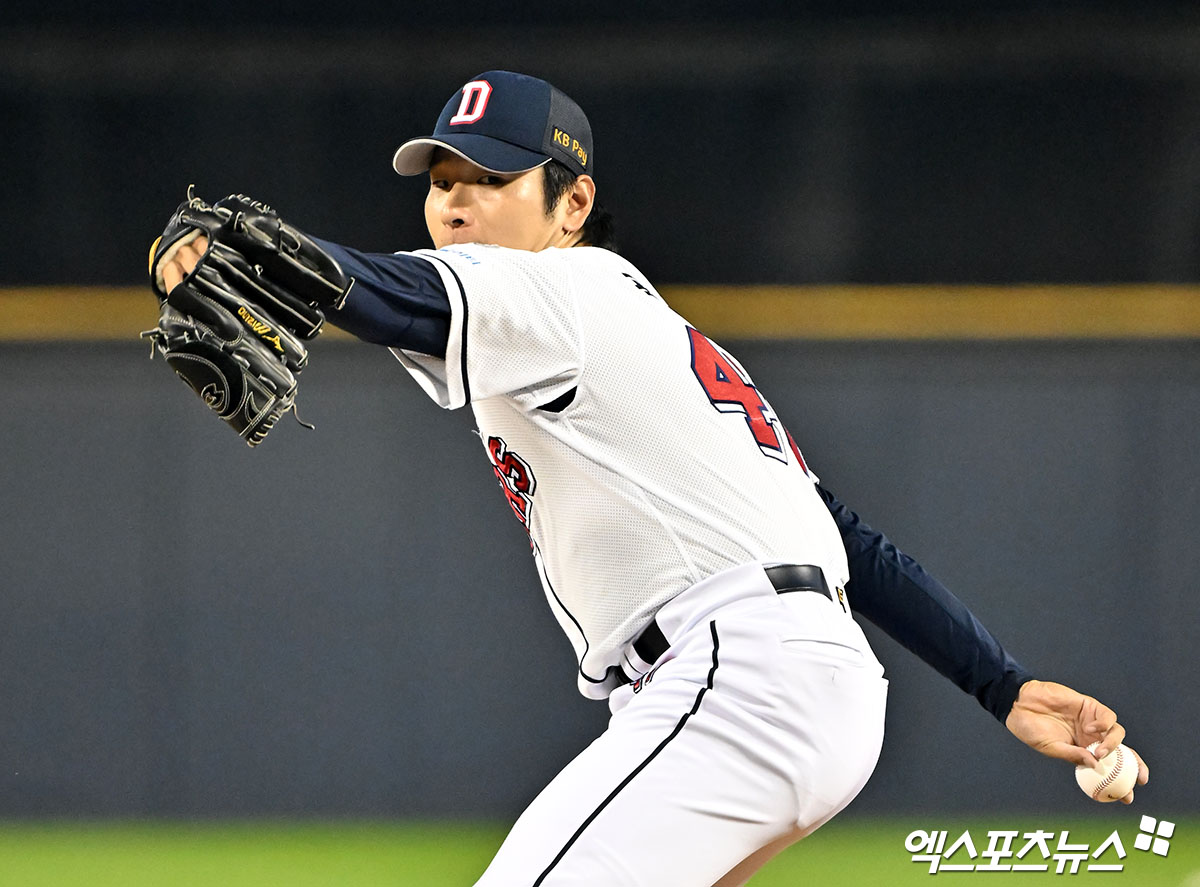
[562,174,596,236]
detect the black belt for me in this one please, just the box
[632,564,832,665]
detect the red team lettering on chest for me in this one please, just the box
[486,436,537,531]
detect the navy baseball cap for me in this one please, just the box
[393,70,593,178]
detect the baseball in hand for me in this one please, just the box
[1075,742,1137,802]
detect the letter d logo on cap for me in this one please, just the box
[449,80,492,125]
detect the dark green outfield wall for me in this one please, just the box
[0,339,1194,817]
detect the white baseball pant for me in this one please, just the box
[473,561,888,887]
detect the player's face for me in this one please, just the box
[425,152,568,252]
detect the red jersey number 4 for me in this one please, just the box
[688,327,810,474]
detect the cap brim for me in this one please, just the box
[392,135,551,176]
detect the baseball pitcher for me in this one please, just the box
[147,71,1148,886]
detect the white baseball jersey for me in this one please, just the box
[391,242,849,698]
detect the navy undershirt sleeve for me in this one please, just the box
[313,237,451,357]
[817,484,1035,722]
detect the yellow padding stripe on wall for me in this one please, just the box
[666,285,1200,339]
[1,285,1197,341]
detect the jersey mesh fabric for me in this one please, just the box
[392,243,849,698]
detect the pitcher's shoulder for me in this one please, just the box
[562,247,662,297]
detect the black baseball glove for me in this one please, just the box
[143,188,351,446]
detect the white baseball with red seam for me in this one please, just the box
[1074,742,1137,802]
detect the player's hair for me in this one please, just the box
[542,160,617,252]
